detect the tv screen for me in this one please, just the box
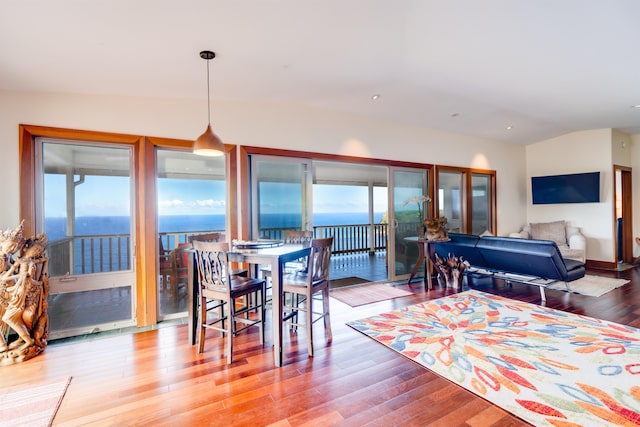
[531,172,600,204]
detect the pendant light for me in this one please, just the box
[193,50,225,157]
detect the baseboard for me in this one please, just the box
[585,259,617,270]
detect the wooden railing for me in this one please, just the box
[47,223,410,276]
[259,223,389,255]
[48,231,218,276]
[47,234,132,276]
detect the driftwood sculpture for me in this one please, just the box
[434,252,469,289]
[0,221,49,366]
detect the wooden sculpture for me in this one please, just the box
[0,221,49,366]
[434,252,468,289]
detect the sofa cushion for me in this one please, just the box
[529,220,566,245]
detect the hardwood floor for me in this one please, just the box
[4,266,640,426]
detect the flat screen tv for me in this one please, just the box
[531,172,600,204]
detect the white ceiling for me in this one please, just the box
[2,0,640,145]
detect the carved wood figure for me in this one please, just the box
[0,221,49,366]
[434,252,469,289]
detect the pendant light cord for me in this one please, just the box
[206,58,211,126]
[193,50,224,156]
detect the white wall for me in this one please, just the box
[632,134,640,258]
[612,129,632,167]
[0,89,526,234]
[525,129,615,262]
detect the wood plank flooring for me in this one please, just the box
[3,266,639,426]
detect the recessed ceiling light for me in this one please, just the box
[632,104,640,109]
[371,94,380,100]
[506,125,513,130]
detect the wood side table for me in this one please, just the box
[405,237,435,289]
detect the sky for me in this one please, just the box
[42,142,425,219]
[45,175,390,218]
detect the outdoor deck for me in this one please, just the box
[330,251,388,283]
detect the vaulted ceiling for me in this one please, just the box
[2,0,639,145]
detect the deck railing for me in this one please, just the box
[258,223,390,255]
[47,235,132,276]
[47,222,423,276]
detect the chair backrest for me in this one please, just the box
[192,240,231,289]
[284,230,314,244]
[308,237,333,283]
[188,232,221,243]
[169,243,192,269]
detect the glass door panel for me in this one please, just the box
[438,170,464,233]
[37,140,135,339]
[388,168,428,281]
[471,173,492,235]
[156,149,226,319]
[251,157,312,239]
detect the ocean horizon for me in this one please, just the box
[44,212,386,275]
[45,212,386,240]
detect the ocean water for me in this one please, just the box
[45,212,385,240]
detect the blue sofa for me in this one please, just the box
[432,233,586,301]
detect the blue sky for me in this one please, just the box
[45,174,133,217]
[45,175,389,217]
[313,185,386,213]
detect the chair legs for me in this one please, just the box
[197,287,265,364]
[305,293,314,356]
[322,287,332,341]
[284,287,332,357]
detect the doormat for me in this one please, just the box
[330,276,369,289]
[330,282,413,306]
[0,376,72,427]
[347,290,640,427]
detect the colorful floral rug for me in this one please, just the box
[347,290,640,426]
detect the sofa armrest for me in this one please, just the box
[566,226,586,250]
[568,233,586,251]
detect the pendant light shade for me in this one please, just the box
[194,50,225,157]
[194,124,224,156]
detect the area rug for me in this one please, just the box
[347,290,640,426]
[0,376,71,427]
[330,276,369,289]
[548,274,630,297]
[330,283,413,307]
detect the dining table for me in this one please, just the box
[187,242,312,367]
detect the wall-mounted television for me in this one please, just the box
[531,172,600,204]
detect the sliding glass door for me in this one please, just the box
[471,173,493,235]
[36,139,136,339]
[155,148,227,319]
[437,170,464,233]
[251,156,312,239]
[388,167,429,282]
